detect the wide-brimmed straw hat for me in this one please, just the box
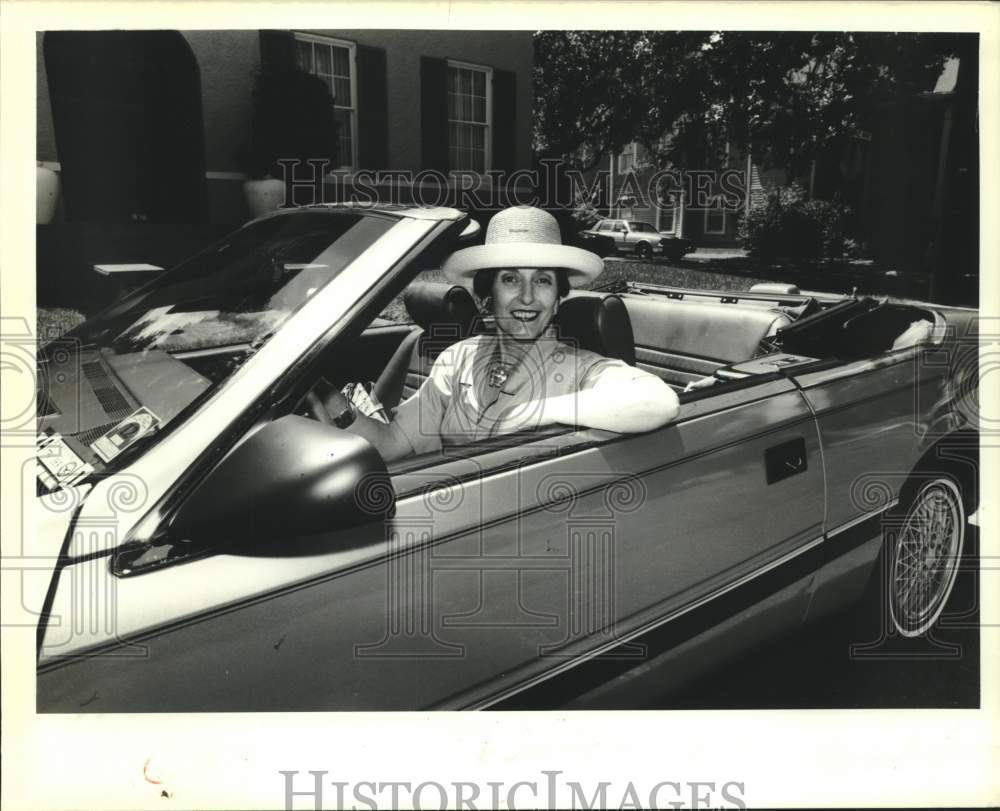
[442,206,603,288]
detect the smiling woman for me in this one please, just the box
[316,206,680,460]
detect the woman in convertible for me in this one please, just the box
[318,205,680,461]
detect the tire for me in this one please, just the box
[883,475,967,637]
[635,242,652,259]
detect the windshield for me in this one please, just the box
[627,221,657,232]
[36,210,396,491]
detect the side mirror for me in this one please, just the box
[170,416,391,551]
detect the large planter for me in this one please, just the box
[37,164,61,224]
[242,177,285,219]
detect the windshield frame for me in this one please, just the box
[40,209,444,492]
[70,209,402,350]
[36,206,414,492]
[91,209,469,555]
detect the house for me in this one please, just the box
[584,141,789,248]
[812,54,977,302]
[594,141,783,248]
[35,29,534,310]
[597,49,976,302]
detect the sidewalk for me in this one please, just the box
[685,247,748,261]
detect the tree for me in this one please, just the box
[533,31,958,174]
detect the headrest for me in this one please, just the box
[403,281,479,339]
[553,293,636,366]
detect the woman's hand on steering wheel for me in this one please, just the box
[304,378,351,425]
[304,389,333,424]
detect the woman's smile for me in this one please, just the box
[493,268,558,340]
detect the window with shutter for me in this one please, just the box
[420,57,449,173]
[658,202,677,234]
[355,45,387,169]
[704,196,727,235]
[294,33,357,170]
[617,142,639,174]
[259,30,298,73]
[446,60,492,173]
[491,69,517,174]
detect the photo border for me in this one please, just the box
[2,2,998,808]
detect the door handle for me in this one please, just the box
[765,437,808,484]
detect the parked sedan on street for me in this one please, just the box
[581,218,695,259]
[34,204,979,711]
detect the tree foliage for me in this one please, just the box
[739,183,852,260]
[533,31,960,173]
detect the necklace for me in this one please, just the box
[486,359,513,389]
[485,340,527,390]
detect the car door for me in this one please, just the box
[37,376,825,711]
[596,221,616,254]
[793,354,934,533]
[612,220,629,251]
[405,375,827,708]
[786,348,952,624]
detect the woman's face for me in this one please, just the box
[491,268,560,341]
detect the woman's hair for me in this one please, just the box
[472,268,571,300]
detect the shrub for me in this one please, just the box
[236,70,340,179]
[740,184,852,260]
[570,187,603,230]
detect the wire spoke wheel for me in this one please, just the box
[889,479,965,637]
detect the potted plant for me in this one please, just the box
[236,69,340,218]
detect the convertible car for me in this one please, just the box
[34,205,980,711]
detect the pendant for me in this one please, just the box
[487,362,510,389]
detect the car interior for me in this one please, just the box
[301,276,941,469]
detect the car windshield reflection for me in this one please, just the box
[37,211,397,489]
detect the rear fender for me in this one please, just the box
[907,430,979,512]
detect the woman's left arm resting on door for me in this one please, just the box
[499,364,680,435]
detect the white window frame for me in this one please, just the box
[656,201,677,234]
[617,141,639,174]
[446,59,493,175]
[294,32,358,171]
[704,196,727,235]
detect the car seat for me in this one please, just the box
[551,293,637,366]
[373,281,481,411]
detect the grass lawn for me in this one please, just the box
[591,259,778,293]
[37,307,86,346]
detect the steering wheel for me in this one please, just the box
[303,389,333,424]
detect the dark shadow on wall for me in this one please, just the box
[44,30,208,224]
[40,31,235,313]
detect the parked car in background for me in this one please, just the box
[581,218,695,260]
[34,205,979,711]
[574,227,617,258]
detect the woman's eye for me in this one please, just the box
[534,276,553,286]
[500,273,520,285]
